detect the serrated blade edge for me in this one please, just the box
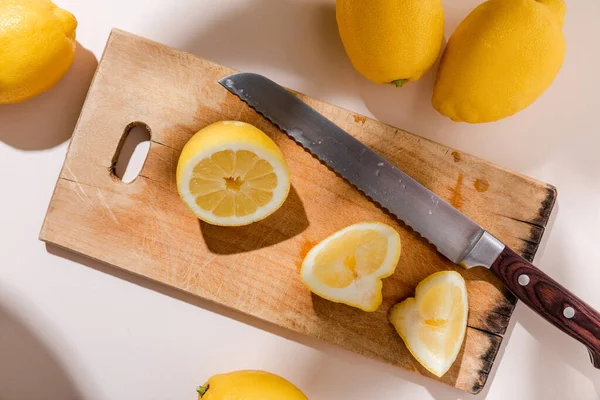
[218,72,485,264]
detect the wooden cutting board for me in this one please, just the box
[40,29,556,394]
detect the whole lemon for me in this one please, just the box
[197,370,308,400]
[0,0,77,104]
[336,0,444,85]
[432,0,566,123]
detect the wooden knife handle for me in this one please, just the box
[491,247,600,368]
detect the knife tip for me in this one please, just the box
[217,75,233,89]
[218,72,270,87]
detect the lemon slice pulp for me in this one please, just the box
[301,222,401,312]
[176,121,290,226]
[389,271,468,377]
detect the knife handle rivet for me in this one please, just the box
[563,307,575,319]
[518,274,530,286]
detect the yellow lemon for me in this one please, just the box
[176,121,291,226]
[389,271,468,377]
[336,0,444,85]
[0,0,77,104]
[197,370,308,400]
[301,222,401,312]
[432,0,566,123]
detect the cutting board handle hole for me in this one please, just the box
[112,122,151,183]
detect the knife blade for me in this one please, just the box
[219,72,600,368]
[220,73,497,266]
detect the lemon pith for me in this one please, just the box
[301,222,401,312]
[389,271,468,377]
[0,0,77,104]
[176,121,290,226]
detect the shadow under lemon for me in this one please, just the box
[355,0,572,175]
[0,42,98,151]
[0,301,83,400]
[309,288,467,391]
[514,205,600,400]
[162,0,356,103]
[199,186,309,255]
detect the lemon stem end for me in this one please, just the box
[391,79,408,87]
[197,385,209,397]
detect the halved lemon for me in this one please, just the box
[389,271,468,377]
[176,121,291,226]
[301,222,401,312]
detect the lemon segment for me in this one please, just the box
[389,271,468,377]
[176,121,290,226]
[301,222,401,312]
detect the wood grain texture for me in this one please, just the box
[491,247,600,368]
[39,29,557,394]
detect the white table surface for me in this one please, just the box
[1,1,599,399]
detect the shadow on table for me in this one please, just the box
[47,242,490,400]
[164,0,560,175]
[511,203,600,399]
[513,303,600,400]
[171,0,356,102]
[200,186,309,255]
[0,42,97,151]
[0,301,83,400]
[285,342,481,400]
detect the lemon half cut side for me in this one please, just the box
[176,121,291,226]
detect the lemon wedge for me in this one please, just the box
[301,222,401,312]
[389,271,468,377]
[176,121,291,226]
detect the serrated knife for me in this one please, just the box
[219,72,600,368]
